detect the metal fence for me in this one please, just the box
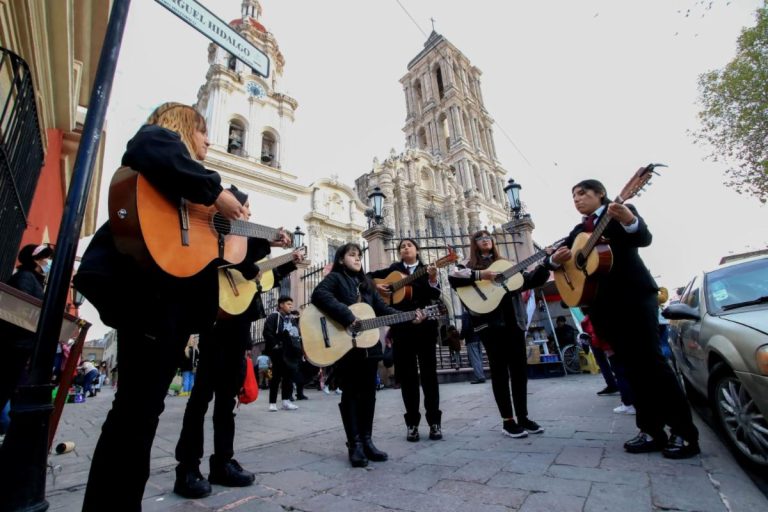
[249,275,292,348]
[0,48,44,280]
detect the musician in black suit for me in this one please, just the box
[551,178,699,459]
[368,239,443,442]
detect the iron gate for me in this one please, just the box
[0,48,44,280]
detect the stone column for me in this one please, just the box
[362,225,394,274]
[502,215,536,264]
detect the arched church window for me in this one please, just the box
[417,127,428,151]
[261,131,277,166]
[227,121,245,156]
[413,80,424,114]
[435,66,445,99]
[438,113,450,154]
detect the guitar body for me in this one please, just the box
[109,168,247,277]
[218,260,278,317]
[300,303,380,367]
[374,271,413,304]
[553,232,613,307]
[218,268,257,316]
[456,260,526,315]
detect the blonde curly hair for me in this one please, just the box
[146,102,207,159]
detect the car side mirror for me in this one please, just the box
[662,303,700,321]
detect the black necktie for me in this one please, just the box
[583,213,597,233]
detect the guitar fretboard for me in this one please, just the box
[499,238,565,279]
[390,255,455,291]
[581,202,622,257]
[257,247,306,272]
[358,310,420,331]
[228,219,283,242]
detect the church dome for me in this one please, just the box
[229,18,267,33]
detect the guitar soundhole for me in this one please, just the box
[212,212,232,235]
[575,252,587,270]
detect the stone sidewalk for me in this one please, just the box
[43,373,767,511]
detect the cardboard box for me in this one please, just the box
[526,344,541,364]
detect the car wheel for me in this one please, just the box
[562,345,581,374]
[709,364,768,468]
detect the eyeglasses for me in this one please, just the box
[475,236,492,242]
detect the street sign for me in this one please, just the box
[155,0,269,78]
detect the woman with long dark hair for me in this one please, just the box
[311,243,425,467]
[449,230,549,438]
[368,238,443,442]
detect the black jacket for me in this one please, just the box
[367,261,442,311]
[448,261,549,331]
[74,125,224,337]
[563,204,657,309]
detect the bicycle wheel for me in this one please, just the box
[562,345,581,374]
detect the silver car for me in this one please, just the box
[664,255,768,467]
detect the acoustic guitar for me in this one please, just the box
[456,239,565,315]
[553,163,663,307]
[109,167,289,277]
[300,303,444,367]
[218,247,306,316]
[373,248,459,304]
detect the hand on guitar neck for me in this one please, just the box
[350,307,427,331]
[269,227,293,249]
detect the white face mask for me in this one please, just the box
[40,259,52,275]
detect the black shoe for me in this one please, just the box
[470,379,486,384]
[519,418,544,434]
[428,424,443,440]
[361,435,388,461]
[406,425,420,442]
[502,419,528,438]
[173,464,212,499]
[597,386,619,396]
[296,395,309,400]
[208,457,255,487]
[624,432,667,454]
[662,435,700,459]
[347,439,369,467]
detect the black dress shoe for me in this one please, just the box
[624,432,667,453]
[208,457,255,487]
[662,435,700,459]
[296,395,309,400]
[174,464,212,498]
[470,379,486,384]
[597,386,619,396]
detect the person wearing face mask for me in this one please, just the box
[0,243,54,429]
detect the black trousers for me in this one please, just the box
[480,325,529,421]
[391,322,441,426]
[268,354,294,403]
[83,328,188,511]
[591,294,698,441]
[336,348,378,435]
[175,320,247,466]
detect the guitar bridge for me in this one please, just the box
[320,317,330,348]
[471,282,488,301]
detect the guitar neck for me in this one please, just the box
[582,200,623,256]
[391,257,453,291]
[358,310,419,331]
[228,219,282,241]
[500,250,549,278]
[256,251,296,272]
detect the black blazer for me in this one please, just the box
[564,204,658,308]
[367,261,442,312]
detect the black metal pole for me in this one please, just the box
[0,1,131,510]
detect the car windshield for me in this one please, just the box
[705,258,768,315]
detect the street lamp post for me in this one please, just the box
[504,178,522,220]
[293,226,305,249]
[365,186,386,227]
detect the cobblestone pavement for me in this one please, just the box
[43,373,767,511]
